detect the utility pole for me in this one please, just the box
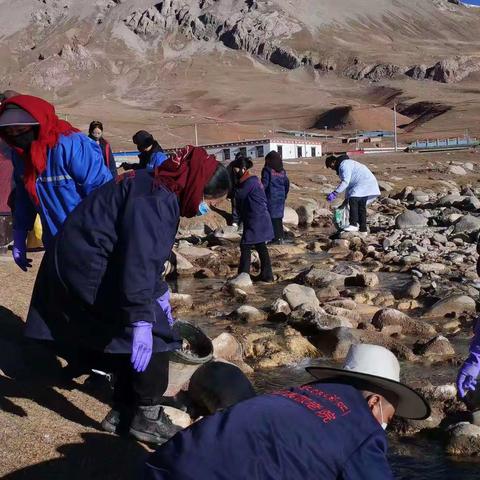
[194,123,198,146]
[393,103,398,152]
[304,130,307,157]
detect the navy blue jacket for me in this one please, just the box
[235,175,274,245]
[261,166,289,219]
[145,382,393,480]
[25,169,180,354]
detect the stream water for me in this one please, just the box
[169,246,480,479]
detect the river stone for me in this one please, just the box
[424,294,476,318]
[163,407,192,429]
[448,165,467,176]
[454,215,480,234]
[409,191,430,203]
[395,210,428,229]
[170,293,193,310]
[326,299,358,310]
[378,180,393,192]
[436,194,465,207]
[233,305,265,323]
[372,308,436,337]
[346,273,379,288]
[227,273,253,289]
[323,305,360,326]
[296,203,317,226]
[176,245,214,259]
[446,422,480,456]
[283,284,320,310]
[417,263,447,274]
[414,335,455,357]
[395,278,421,299]
[283,207,299,226]
[288,305,352,335]
[297,267,346,289]
[211,333,253,374]
[316,286,340,301]
[269,298,291,322]
[173,251,195,275]
[465,162,475,171]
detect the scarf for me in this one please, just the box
[0,95,79,204]
[153,145,219,218]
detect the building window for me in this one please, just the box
[277,145,283,157]
[256,145,264,157]
[297,146,303,158]
[240,147,247,157]
[311,147,316,157]
[223,149,231,161]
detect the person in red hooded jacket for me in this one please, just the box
[0,95,112,269]
[25,146,230,445]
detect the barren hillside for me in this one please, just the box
[1,0,480,148]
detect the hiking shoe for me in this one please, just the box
[101,405,133,434]
[342,225,359,232]
[129,405,182,445]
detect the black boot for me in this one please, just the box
[101,405,133,434]
[129,405,182,444]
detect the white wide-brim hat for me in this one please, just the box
[0,104,39,127]
[306,344,430,420]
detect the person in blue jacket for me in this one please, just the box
[121,130,167,172]
[25,146,230,445]
[0,95,112,269]
[144,344,430,480]
[230,155,274,282]
[262,150,290,244]
[88,120,118,178]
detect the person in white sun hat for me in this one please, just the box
[144,344,430,480]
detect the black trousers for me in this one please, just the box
[271,218,284,242]
[65,348,170,407]
[231,198,240,225]
[348,197,368,232]
[238,242,273,281]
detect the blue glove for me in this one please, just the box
[157,290,175,327]
[326,192,337,203]
[457,362,479,398]
[12,229,32,272]
[131,321,153,373]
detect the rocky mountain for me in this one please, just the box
[1,0,479,146]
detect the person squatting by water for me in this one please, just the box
[121,130,168,172]
[229,155,274,283]
[0,95,112,268]
[261,150,290,244]
[88,120,118,178]
[24,146,231,445]
[144,344,430,480]
[325,154,380,233]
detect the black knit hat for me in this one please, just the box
[132,130,154,150]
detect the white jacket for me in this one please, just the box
[335,159,380,199]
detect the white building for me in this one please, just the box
[113,137,322,166]
[201,137,323,162]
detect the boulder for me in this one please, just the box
[283,284,320,310]
[296,267,346,289]
[296,202,317,226]
[212,333,253,373]
[226,273,253,289]
[414,335,455,357]
[417,263,447,274]
[316,286,340,301]
[395,210,428,229]
[395,278,421,299]
[378,180,393,192]
[454,215,480,235]
[172,251,195,276]
[269,298,291,322]
[177,245,214,259]
[436,194,465,207]
[163,407,192,429]
[283,207,299,226]
[288,305,352,334]
[446,422,480,456]
[409,190,430,203]
[232,305,266,323]
[346,273,379,288]
[372,308,436,337]
[448,165,467,176]
[424,294,476,318]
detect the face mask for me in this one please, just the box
[379,401,388,430]
[197,200,210,216]
[6,129,36,151]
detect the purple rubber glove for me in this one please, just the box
[131,321,153,373]
[326,192,337,203]
[156,290,175,327]
[12,229,32,272]
[457,320,480,398]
